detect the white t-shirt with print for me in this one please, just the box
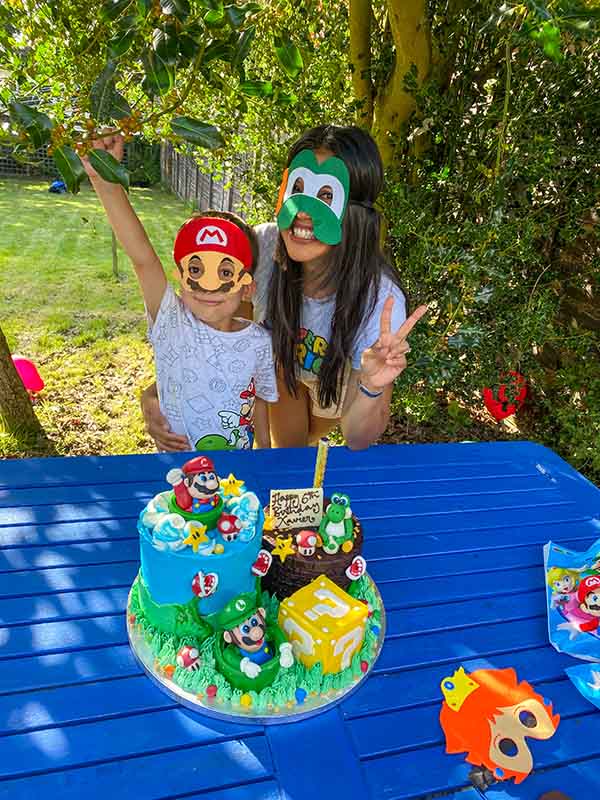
[252,222,407,385]
[148,285,278,450]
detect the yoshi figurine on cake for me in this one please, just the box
[319,493,354,554]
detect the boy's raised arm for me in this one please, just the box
[83,134,167,320]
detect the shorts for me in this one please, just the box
[300,362,352,420]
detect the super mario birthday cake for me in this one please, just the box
[127,454,384,721]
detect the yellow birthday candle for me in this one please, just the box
[313,437,329,489]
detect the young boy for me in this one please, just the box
[83,134,277,450]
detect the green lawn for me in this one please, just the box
[0,177,194,457]
[0,175,521,461]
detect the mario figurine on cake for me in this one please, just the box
[167,456,220,513]
[213,590,294,691]
[166,456,225,530]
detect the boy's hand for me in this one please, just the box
[81,133,125,180]
[141,384,191,452]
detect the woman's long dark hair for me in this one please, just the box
[267,125,404,408]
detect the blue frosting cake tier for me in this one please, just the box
[138,487,264,616]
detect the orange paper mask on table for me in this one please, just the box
[439,667,560,784]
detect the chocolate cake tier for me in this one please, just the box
[261,514,363,601]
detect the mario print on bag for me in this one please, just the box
[544,538,600,659]
[557,575,600,636]
[296,328,328,375]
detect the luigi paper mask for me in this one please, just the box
[276,149,350,245]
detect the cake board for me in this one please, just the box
[127,574,386,726]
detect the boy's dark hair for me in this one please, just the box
[190,209,259,275]
[267,125,405,409]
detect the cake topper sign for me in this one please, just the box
[269,488,323,529]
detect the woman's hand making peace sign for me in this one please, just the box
[360,297,428,392]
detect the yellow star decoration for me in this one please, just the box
[183,523,208,553]
[263,513,278,531]
[221,473,244,497]
[271,535,295,563]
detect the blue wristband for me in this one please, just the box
[358,381,384,399]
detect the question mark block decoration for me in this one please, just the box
[278,575,368,674]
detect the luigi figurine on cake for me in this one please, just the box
[213,590,294,691]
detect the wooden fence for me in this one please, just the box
[160,142,245,212]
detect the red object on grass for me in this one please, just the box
[483,371,527,421]
[12,356,44,394]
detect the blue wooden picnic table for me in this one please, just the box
[1,441,600,800]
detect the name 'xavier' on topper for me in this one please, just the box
[269,488,323,530]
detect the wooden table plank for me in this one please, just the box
[0,707,263,780]
[0,539,139,573]
[0,736,274,800]
[0,674,175,735]
[0,587,130,626]
[342,646,575,719]
[0,643,140,695]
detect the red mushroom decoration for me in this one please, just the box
[191,570,219,598]
[346,555,367,581]
[217,514,242,543]
[296,530,319,557]
[176,645,201,671]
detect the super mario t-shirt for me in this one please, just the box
[252,221,407,381]
[148,285,278,450]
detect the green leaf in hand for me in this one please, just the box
[232,26,255,72]
[142,51,174,96]
[88,148,130,191]
[171,116,224,149]
[160,0,190,20]
[53,145,87,194]
[91,61,117,123]
[225,4,246,28]
[153,25,179,65]
[101,0,133,22]
[136,0,153,16]
[274,34,303,79]
[204,8,226,27]
[9,101,53,149]
[108,17,137,58]
[111,91,132,120]
[239,79,273,98]
[202,40,235,64]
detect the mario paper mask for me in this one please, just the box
[276,149,350,245]
[439,667,559,785]
[173,217,253,293]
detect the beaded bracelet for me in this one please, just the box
[358,381,384,399]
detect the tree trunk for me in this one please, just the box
[348,0,432,167]
[0,325,43,434]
